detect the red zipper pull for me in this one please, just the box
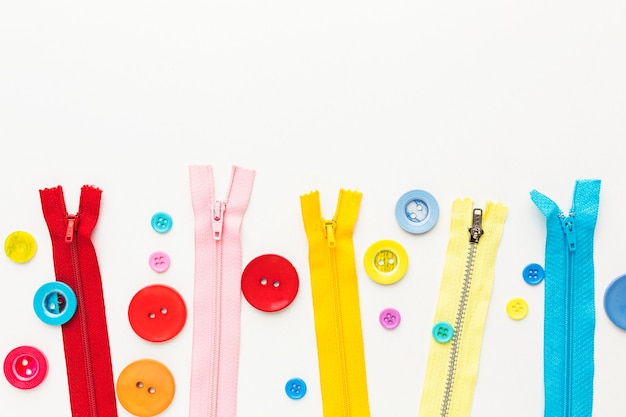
[66,215,78,243]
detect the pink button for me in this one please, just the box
[379,307,401,330]
[149,251,170,273]
[3,346,48,389]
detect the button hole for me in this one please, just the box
[260,278,268,285]
[272,281,280,288]
[160,307,168,314]
[149,312,156,319]
[148,387,156,394]
[136,381,144,389]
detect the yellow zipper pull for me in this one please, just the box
[325,220,336,247]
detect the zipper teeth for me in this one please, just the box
[565,246,575,416]
[440,241,477,417]
[210,240,223,417]
[328,245,351,417]
[70,239,98,417]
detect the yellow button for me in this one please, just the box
[506,297,529,320]
[364,240,408,285]
[4,231,37,263]
[116,359,175,417]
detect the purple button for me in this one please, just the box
[379,307,401,330]
[149,251,170,273]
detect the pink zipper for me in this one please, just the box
[188,165,255,417]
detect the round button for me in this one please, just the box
[506,297,528,320]
[432,321,454,343]
[128,285,187,342]
[604,274,626,330]
[395,190,439,234]
[148,251,171,273]
[241,254,299,312]
[379,307,401,330]
[3,346,48,389]
[364,240,409,285]
[285,377,307,400]
[4,231,37,263]
[523,263,545,285]
[116,359,175,417]
[33,281,77,326]
[151,212,172,234]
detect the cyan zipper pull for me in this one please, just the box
[212,201,225,240]
[325,220,336,247]
[560,214,577,252]
[468,208,484,243]
[65,215,78,243]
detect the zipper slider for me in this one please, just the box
[560,215,576,251]
[468,208,484,243]
[324,220,336,248]
[66,215,78,243]
[212,201,225,240]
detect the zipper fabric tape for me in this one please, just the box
[418,198,507,417]
[188,165,255,417]
[531,179,601,417]
[39,185,118,417]
[300,189,371,417]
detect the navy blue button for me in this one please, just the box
[151,212,173,233]
[432,321,454,343]
[285,377,307,400]
[523,263,545,285]
[33,282,77,326]
[395,190,439,234]
[604,274,626,330]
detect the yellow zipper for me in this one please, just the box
[301,189,370,417]
[418,198,507,417]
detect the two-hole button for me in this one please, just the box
[116,359,175,417]
[128,284,187,342]
[241,254,299,312]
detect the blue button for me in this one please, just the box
[395,190,439,234]
[523,263,545,285]
[33,282,77,326]
[285,377,307,400]
[432,321,454,343]
[604,274,626,330]
[151,212,173,233]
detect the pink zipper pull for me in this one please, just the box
[212,201,225,240]
[66,215,78,243]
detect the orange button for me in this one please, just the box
[116,359,175,417]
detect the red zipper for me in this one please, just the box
[40,186,118,417]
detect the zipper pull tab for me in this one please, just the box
[469,208,484,243]
[65,215,78,243]
[560,215,576,251]
[325,220,336,248]
[212,201,225,240]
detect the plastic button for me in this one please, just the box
[432,321,454,343]
[3,346,48,389]
[241,254,299,312]
[506,297,528,320]
[33,281,77,326]
[604,274,626,330]
[151,212,172,234]
[523,263,545,285]
[4,231,37,263]
[116,359,175,417]
[379,307,401,330]
[148,251,171,273]
[395,190,439,234]
[364,240,409,285]
[128,285,187,342]
[285,377,307,400]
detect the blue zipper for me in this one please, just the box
[531,179,600,417]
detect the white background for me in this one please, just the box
[1,1,625,416]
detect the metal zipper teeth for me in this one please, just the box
[69,224,98,417]
[440,208,483,417]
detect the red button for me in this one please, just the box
[241,254,299,312]
[128,284,187,342]
[3,346,48,389]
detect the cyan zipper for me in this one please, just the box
[560,213,576,416]
[440,208,483,417]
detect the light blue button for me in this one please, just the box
[432,321,454,343]
[395,190,439,234]
[151,212,173,233]
[523,263,545,285]
[33,282,77,326]
[285,377,307,400]
[604,274,626,330]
